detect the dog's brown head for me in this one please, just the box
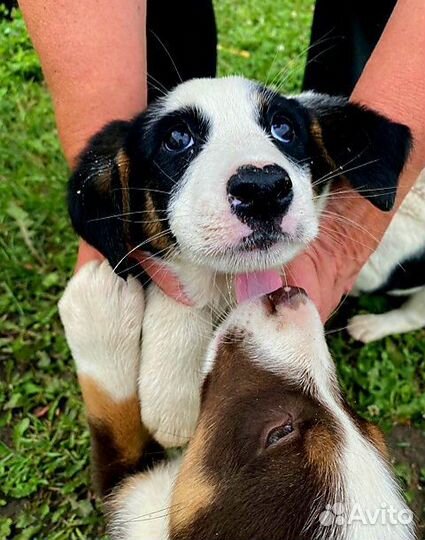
[169,289,414,540]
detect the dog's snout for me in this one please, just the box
[227,164,293,223]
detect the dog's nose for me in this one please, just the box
[227,164,293,223]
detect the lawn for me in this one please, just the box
[0,2,424,538]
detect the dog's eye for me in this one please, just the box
[164,127,194,153]
[265,421,294,448]
[270,114,294,144]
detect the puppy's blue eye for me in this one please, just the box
[164,128,194,153]
[271,114,294,144]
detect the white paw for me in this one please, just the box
[347,313,391,343]
[140,379,201,448]
[139,286,212,448]
[59,261,145,399]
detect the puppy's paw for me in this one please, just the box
[59,261,144,398]
[139,286,212,448]
[140,378,201,448]
[347,313,391,343]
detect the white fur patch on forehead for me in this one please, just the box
[202,296,335,389]
[161,76,259,120]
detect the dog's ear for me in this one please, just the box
[300,94,412,211]
[68,121,132,269]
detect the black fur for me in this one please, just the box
[377,248,425,293]
[69,106,210,275]
[69,121,132,269]
[302,95,413,211]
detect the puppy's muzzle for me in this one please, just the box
[227,164,293,225]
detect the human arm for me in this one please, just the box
[286,0,425,321]
[19,0,148,269]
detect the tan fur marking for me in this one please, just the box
[364,423,389,459]
[116,148,130,212]
[305,423,340,477]
[310,119,335,169]
[96,163,114,194]
[144,191,172,250]
[170,424,215,532]
[116,148,131,236]
[79,375,150,464]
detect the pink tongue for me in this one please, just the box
[235,270,282,303]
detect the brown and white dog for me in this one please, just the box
[66,76,411,449]
[59,261,415,540]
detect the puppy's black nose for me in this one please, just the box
[227,164,293,223]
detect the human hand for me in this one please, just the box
[285,184,384,322]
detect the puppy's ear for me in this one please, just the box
[301,94,412,211]
[68,121,132,269]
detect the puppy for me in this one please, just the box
[59,262,416,540]
[349,170,425,343]
[67,76,411,447]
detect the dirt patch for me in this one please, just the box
[388,425,425,537]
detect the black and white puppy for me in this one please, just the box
[68,76,411,447]
[348,170,425,343]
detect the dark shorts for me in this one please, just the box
[147,0,397,100]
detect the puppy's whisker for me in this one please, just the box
[123,502,184,524]
[149,29,183,83]
[118,217,170,224]
[266,31,337,92]
[119,242,177,277]
[312,157,379,189]
[311,148,371,187]
[313,185,400,203]
[113,230,174,272]
[274,41,338,92]
[152,161,179,185]
[111,187,172,196]
[131,245,179,283]
[318,223,380,256]
[87,209,170,222]
[320,209,382,245]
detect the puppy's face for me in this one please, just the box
[169,290,413,540]
[164,78,319,272]
[69,77,410,274]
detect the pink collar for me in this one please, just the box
[133,251,283,306]
[132,251,194,306]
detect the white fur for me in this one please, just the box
[58,261,144,401]
[138,262,232,448]
[139,284,213,447]
[108,457,182,540]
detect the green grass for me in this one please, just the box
[0,3,424,538]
